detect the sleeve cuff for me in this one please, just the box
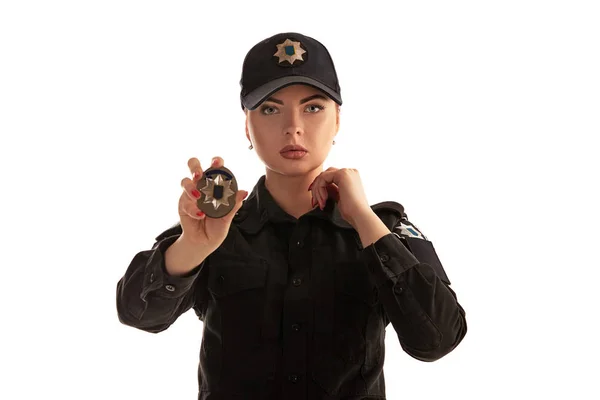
[361,232,420,288]
[141,235,205,300]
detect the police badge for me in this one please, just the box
[196,166,238,218]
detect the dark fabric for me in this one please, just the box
[116,175,467,399]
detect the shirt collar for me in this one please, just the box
[233,175,354,234]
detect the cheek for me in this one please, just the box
[247,120,266,141]
[310,115,336,136]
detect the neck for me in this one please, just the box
[264,167,323,219]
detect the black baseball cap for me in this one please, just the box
[240,32,343,111]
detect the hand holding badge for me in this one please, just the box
[178,157,247,251]
[196,165,239,218]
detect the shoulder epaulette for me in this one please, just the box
[370,201,407,230]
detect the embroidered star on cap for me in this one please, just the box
[273,39,306,65]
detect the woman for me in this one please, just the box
[116,32,467,400]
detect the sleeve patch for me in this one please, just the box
[396,220,427,240]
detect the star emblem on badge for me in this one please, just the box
[199,173,235,210]
[274,39,306,65]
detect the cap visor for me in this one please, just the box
[242,76,342,110]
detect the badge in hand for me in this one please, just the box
[196,166,238,218]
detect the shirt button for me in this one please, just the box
[380,254,389,262]
[165,284,175,292]
[288,374,299,383]
[291,323,301,332]
[394,285,404,295]
[292,278,302,286]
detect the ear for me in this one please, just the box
[245,110,250,141]
[335,105,340,134]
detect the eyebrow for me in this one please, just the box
[264,94,328,105]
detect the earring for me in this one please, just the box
[248,144,253,150]
[333,140,336,145]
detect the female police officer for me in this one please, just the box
[117,32,467,400]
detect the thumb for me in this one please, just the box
[228,190,248,217]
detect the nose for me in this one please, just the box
[282,108,304,136]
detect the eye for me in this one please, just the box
[260,105,279,115]
[305,104,325,113]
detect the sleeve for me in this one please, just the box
[360,215,467,362]
[116,224,208,333]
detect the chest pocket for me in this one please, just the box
[206,251,269,345]
[207,250,268,294]
[203,251,276,393]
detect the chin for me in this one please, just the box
[269,159,316,176]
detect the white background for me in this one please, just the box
[1,1,599,399]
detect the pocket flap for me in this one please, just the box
[207,253,268,297]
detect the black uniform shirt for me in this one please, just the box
[116,175,467,400]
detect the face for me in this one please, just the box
[245,84,340,177]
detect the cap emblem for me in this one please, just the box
[273,39,306,65]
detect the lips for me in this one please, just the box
[280,144,307,153]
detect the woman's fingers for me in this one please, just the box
[180,176,203,204]
[188,157,203,180]
[312,179,328,210]
[319,186,328,209]
[188,156,225,180]
[179,177,205,219]
[182,156,230,217]
[211,156,224,168]
[309,183,319,208]
[312,168,342,209]
[327,183,340,202]
[223,189,249,221]
[181,195,206,219]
